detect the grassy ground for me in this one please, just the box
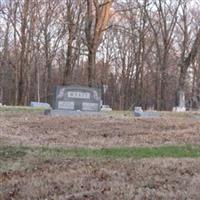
[0,106,45,112]
[1,145,200,161]
[1,108,200,199]
[1,144,200,174]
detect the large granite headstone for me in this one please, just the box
[51,85,101,113]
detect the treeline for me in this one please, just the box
[0,0,200,110]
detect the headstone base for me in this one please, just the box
[134,111,161,118]
[172,107,186,112]
[44,109,104,117]
[133,107,160,118]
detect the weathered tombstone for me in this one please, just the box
[134,107,144,117]
[46,85,101,116]
[177,90,186,108]
[173,90,186,112]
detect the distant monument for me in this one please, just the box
[46,85,101,116]
[173,90,186,112]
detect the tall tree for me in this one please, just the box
[85,0,113,86]
[63,0,83,84]
[18,0,30,105]
[145,0,181,110]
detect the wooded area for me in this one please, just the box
[0,0,200,110]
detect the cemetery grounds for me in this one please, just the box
[1,107,200,199]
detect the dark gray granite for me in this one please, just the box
[52,85,101,112]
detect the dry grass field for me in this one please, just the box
[1,108,200,199]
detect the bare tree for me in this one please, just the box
[85,0,113,86]
[145,0,181,110]
[63,0,83,84]
[39,0,63,102]
[1,0,200,110]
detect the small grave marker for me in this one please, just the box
[134,106,160,118]
[30,102,51,109]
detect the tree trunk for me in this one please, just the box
[47,61,52,103]
[154,63,160,110]
[160,53,168,110]
[37,65,40,102]
[88,49,96,87]
[63,37,73,85]
[13,1,19,105]
[18,0,30,105]
[1,18,10,104]
[177,29,200,107]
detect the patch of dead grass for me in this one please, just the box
[1,111,200,199]
[1,112,200,148]
[1,158,200,199]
